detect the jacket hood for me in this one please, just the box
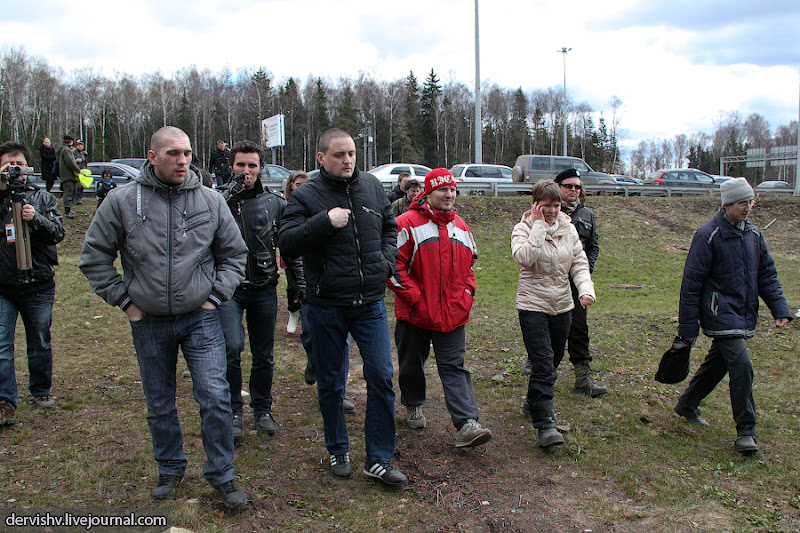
[408,193,456,225]
[136,161,201,191]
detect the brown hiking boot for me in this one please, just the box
[0,400,16,425]
[34,396,55,409]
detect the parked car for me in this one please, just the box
[755,180,793,194]
[449,164,512,182]
[111,158,147,170]
[642,168,717,196]
[511,155,617,189]
[369,163,432,186]
[261,164,293,182]
[87,162,140,185]
[612,175,643,185]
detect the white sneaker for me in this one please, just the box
[287,310,300,333]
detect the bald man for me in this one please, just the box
[80,126,249,508]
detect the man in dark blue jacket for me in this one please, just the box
[674,178,792,455]
[278,128,406,486]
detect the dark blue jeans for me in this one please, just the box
[677,337,756,437]
[396,321,479,429]
[307,301,396,464]
[217,285,278,416]
[0,287,55,409]
[130,308,235,486]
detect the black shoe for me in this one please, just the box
[538,428,565,448]
[214,479,247,509]
[674,404,710,427]
[151,474,183,500]
[304,365,316,385]
[523,360,532,375]
[735,435,759,456]
[330,453,352,478]
[233,412,244,444]
[255,413,276,435]
[363,461,407,486]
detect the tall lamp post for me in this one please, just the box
[474,0,482,163]
[559,47,571,157]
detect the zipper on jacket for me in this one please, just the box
[346,184,364,303]
[239,202,252,282]
[167,188,174,316]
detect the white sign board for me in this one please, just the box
[261,115,285,148]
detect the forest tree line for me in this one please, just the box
[1,46,796,181]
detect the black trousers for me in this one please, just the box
[519,309,571,427]
[567,280,591,365]
[395,321,479,429]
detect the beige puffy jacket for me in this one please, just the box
[511,210,595,315]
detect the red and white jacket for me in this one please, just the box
[388,197,477,333]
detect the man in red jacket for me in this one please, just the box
[389,168,492,448]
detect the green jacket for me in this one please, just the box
[56,144,80,182]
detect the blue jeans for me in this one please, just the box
[307,301,396,464]
[0,287,55,409]
[217,285,277,416]
[130,308,235,486]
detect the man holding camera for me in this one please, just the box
[218,141,302,442]
[0,141,65,426]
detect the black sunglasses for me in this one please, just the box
[560,183,581,190]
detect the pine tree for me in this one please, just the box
[420,69,442,166]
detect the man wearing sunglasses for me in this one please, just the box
[552,168,608,397]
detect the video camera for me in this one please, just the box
[2,165,34,195]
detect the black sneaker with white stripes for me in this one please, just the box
[363,461,407,486]
[330,453,352,478]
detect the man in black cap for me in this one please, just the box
[552,168,608,397]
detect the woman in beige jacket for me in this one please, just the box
[511,180,596,448]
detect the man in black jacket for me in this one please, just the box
[209,140,231,187]
[0,141,65,426]
[218,141,302,443]
[278,128,406,486]
[554,168,608,397]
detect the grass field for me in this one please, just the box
[1,194,799,532]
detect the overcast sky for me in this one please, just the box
[4,0,799,149]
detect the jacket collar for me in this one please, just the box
[319,166,361,189]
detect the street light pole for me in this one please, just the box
[560,47,571,157]
[474,0,482,164]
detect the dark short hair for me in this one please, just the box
[317,128,352,154]
[531,179,562,203]
[230,140,266,169]
[0,141,31,165]
[102,168,112,177]
[397,172,411,184]
[402,178,421,192]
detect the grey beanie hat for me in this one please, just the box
[720,177,754,205]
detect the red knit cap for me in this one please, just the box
[424,168,457,195]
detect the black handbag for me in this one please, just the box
[655,336,692,384]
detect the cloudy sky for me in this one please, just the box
[4,0,799,148]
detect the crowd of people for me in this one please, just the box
[0,127,793,509]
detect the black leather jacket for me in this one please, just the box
[0,185,65,294]
[223,179,303,291]
[565,202,599,272]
